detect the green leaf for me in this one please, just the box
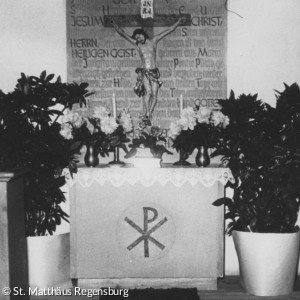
[45,74,55,82]
[85,92,94,97]
[49,110,64,116]
[120,143,128,154]
[70,141,82,151]
[80,82,89,89]
[225,212,235,220]
[229,90,235,101]
[40,70,46,81]
[213,197,233,207]
[55,176,66,188]
[124,148,137,159]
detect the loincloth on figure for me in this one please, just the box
[133,68,163,97]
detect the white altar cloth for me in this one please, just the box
[69,165,231,290]
[66,164,234,188]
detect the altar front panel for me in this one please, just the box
[70,167,227,289]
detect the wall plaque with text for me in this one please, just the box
[66,0,227,127]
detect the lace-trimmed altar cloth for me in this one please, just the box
[66,164,234,188]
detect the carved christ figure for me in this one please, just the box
[111,18,182,121]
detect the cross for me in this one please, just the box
[104,13,191,37]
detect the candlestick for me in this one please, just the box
[112,93,117,118]
[179,94,184,115]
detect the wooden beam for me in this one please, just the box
[104,13,191,27]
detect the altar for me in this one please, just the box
[69,164,232,290]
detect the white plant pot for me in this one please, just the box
[232,230,300,296]
[27,232,72,289]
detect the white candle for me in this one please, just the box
[112,93,117,118]
[179,94,184,115]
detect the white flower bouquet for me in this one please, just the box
[169,103,229,155]
[59,107,133,158]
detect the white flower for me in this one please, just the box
[223,116,230,127]
[169,121,182,137]
[119,110,133,133]
[60,123,73,140]
[179,107,197,130]
[85,118,95,135]
[211,110,230,128]
[72,113,84,128]
[196,107,211,124]
[60,109,74,122]
[100,116,118,134]
[194,99,201,107]
[60,111,84,128]
[93,106,109,119]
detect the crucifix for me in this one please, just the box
[104,13,191,124]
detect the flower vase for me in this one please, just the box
[195,146,210,167]
[173,149,191,166]
[108,146,125,167]
[84,144,99,167]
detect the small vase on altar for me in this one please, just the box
[173,149,191,166]
[84,143,99,167]
[108,146,125,167]
[195,146,210,167]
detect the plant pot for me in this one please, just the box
[232,230,300,296]
[27,232,71,289]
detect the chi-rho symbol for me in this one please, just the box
[117,203,175,260]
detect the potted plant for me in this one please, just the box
[213,84,300,296]
[125,119,172,167]
[169,102,229,166]
[0,71,92,288]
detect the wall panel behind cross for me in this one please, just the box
[66,0,227,128]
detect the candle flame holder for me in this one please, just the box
[108,146,125,167]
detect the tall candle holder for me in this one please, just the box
[112,93,117,118]
[179,94,183,115]
[108,146,125,167]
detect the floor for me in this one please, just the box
[30,276,300,300]
[200,276,300,300]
